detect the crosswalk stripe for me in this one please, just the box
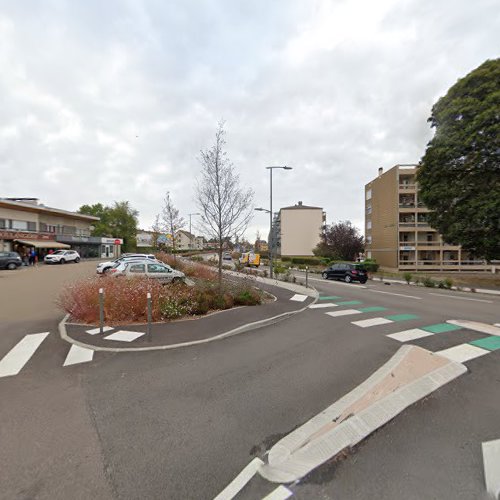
[262,485,293,499]
[325,309,362,317]
[0,332,50,378]
[63,345,94,366]
[436,344,490,363]
[352,317,393,328]
[290,294,307,302]
[309,303,339,309]
[387,328,434,342]
[214,457,264,500]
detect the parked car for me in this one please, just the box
[44,250,80,264]
[222,252,233,261]
[96,254,156,274]
[321,263,368,284]
[0,251,22,270]
[109,259,185,284]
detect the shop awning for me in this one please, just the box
[15,240,71,249]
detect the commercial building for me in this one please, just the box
[0,198,123,259]
[273,201,325,257]
[364,165,488,271]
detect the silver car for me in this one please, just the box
[109,259,185,284]
[96,254,157,274]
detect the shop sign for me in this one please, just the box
[0,230,55,241]
[101,237,123,245]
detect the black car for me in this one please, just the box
[0,251,23,270]
[321,263,368,284]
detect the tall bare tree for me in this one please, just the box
[161,192,185,259]
[196,121,254,285]
[150,213,162,250]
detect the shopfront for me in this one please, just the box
[0,230,70,260]
[55,236,123,258]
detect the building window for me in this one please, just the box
[0,219,6,229]
[367,251,372,259]
[366,220,372,229]
[366,189,372,200]
[366,203,372,214]
[366,235,372,244]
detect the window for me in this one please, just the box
[366,220,372,229]
[147,263,168,273]
[10,220,28,230]
[366,189,372,200]
[0,219,6,229]
[129,264,146,273]
[366,203,372,214]
[366,235,372,244]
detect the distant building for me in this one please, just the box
[0,197,123,259]
[273,201,325,257]
[175,230,204,250]
[136,230,155,249]
[255,239,268,252]
[364,165,488,271]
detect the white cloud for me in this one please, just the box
[0,0,498,239]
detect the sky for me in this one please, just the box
[1,0,499,241]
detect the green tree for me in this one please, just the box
[79,201,139,252]
[417,59,500,260]
[314,221,364,261]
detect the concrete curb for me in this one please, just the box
[59,284,319,353]
[259,345,467,483]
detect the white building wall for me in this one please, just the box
[280,209,323,256]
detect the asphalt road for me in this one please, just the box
[1,264,499,499]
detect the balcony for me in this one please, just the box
[399,183,416,191]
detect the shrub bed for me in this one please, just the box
[58,275,264,324]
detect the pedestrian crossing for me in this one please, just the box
[0,332,95,379]
[311,294,500,365]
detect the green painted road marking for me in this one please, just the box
[421,323,462,334]
[358,306,387,313]
[469,336,500,351]
[386,314,419,322]
[337,300,363,306]
[318,296,342,300]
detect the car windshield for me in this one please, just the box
[52,250,65,255]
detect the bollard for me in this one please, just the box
[99,288,104,334]
[306,266,309,288]
[147,292,152,342]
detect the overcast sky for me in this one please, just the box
[1,0,499,240]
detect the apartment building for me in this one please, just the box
[364,165,487,271]
[0,198,123,258]
[273,201,325,257]
[174,230,204,250]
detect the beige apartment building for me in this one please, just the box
[364,165,488,271]
[0,198,123,259]
[274,201,325,257]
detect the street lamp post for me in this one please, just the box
[264,166,292,279]
[188,212,200,250]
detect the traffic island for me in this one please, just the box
[60,281,317,352]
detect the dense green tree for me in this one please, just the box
[314,221,364,261]
[79,201,139,252]
[417,59,500,260]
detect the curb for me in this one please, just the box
[59,286,319,353]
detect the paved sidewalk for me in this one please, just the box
[62,281,317,351]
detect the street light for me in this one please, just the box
[264,166,292,279]
[188,212,200,250]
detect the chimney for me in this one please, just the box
[298,201,303,206]
[378,167,383,177]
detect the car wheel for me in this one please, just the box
[322,272,328,279]
[75,258,80,263]
[60,258,65,264]
[360,279,367,284]
[344,274,352,283]
[172,277,182,284]
[7,262,16,270]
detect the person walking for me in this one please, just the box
[29,248,36,266]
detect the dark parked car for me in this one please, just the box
[321,263,368,284]
[0,251,23,270]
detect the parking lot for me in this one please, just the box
[0,260,99,322]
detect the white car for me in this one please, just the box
[96,254,156,274]
[109,259,186,284]
[44,250,80,264]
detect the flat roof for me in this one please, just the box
[0,199,100,222]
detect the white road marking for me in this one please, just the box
[436,344,489,363]
[482,438,500,498]
[214,457,264,500]
[63,345,94,366]
[104,330,145,342]
[86,326,114,335]
[429,293,492,303]
[446,320,500,337]
[309,303,339,309]
[352,317,393,328]
[0,332,50,378]
[495,323,500,328]
[367,289,422,299]
[262,485,293,499]
[325,309,362,317]
[387,328,434,342]
[290,294,307,302]
[307,277,367,288]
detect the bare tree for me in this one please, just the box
[196,121,254,285]
[161,192,185,260]
[151,213,162,250]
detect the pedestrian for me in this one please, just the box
[23,250,29,266]
[29,248,36,266]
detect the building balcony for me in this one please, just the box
[399,184,416,191]
[416,241,441,247]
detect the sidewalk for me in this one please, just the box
[61,280,317,352]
